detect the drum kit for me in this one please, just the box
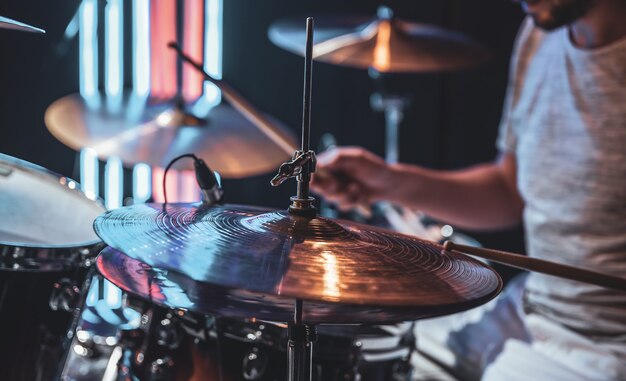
[2,10,626,381]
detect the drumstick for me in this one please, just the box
[168,42,296,156]
[444,241,626,291]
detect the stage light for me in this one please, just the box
[203,0,223,106]
[133,163,152,204]
[105,157,123,210]
[79,148,99,200]
[105,0,123,99]
[133,0,151,97]
[79,0,98,102]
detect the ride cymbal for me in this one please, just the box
[94,203,502,323]
[44,93,297,177]
[268,9,491,73]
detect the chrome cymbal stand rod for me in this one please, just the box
[271,17,318,380]
[270,17,318,218]
[297,17,314,201]
[288,299,317,381]
[370,91,411,164]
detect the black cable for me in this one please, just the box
[162,153,198,206]
[162,153,223,207]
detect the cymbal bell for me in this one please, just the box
[44,92,297,177]
[94,203,502,324]
[268,8,491,73]
[0,15,45,34]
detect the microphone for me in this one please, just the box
[193,158,223,206]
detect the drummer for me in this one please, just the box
[311,0,626,380]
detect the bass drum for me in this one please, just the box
[0,154,105,380]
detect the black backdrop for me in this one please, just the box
[0,0,525,257]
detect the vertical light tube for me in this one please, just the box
[105,0,123,99]
[104,279,122,308]
[150,0,178,98]
[79,0,98,100]
[183,0,206,101]
[132,163,152,204]
[133,0,150,97]
[203,0,223,106]
[63,10,79,40]
[80,148,99,200]
[105,157,124,210]
[85,277,100,307]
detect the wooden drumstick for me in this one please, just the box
[168,42,296,156]
[444,241,626,291]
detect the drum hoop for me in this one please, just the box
[0,153,106,269]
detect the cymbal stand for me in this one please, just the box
[271,17,318,381]
[368,74,427,234]
[370,90,411,165]
[271,16,317,218]
[289,299,317,381]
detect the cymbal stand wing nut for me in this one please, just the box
[271,150,317,216]
[270,150,316,186]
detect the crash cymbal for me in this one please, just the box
[94,203,502,323]
[44,92,297,177]
[0,15,45,33]
[268,8,491,73]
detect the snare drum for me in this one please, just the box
[61,290,413,381]
[213,318,414,381]
[0,154,105,380]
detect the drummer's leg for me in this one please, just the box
[411,275,530,381]
[483,314,626,381]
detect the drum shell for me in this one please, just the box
[0,154,106,379]
[116,296,412,381]
[0,265,93,380]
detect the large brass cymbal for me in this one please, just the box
[44,93,297,177]
[94,203,502,324]
[268,11,491,73]
[0,15,45,33]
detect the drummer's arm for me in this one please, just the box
[387,153,523,230]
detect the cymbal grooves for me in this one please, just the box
[95,203,501,310]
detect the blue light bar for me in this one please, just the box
[79,0,98,100]
[133,0,151,97]
[105,0,123,98]
[104,157,124,209]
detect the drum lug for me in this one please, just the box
[156,316,183,350]
[242,346,269,380]
[49,278,81,312]
[148,356,175,381]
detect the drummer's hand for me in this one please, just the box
[312,147,392,211]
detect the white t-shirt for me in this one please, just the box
[497,18,626,357]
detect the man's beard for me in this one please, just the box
[525,0,593,30]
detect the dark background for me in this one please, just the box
[0,1,526,257]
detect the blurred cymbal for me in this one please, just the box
[45,93,297,177]
[94,203,502,324]
[0,15,45,33]
[268,9,491,73]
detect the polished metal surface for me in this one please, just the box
[268,13,491,73]
[94,203,501,323]
[0,154,105,271]
[0,15,45,33]
[97,247,499,324]
[45,93,297,177]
